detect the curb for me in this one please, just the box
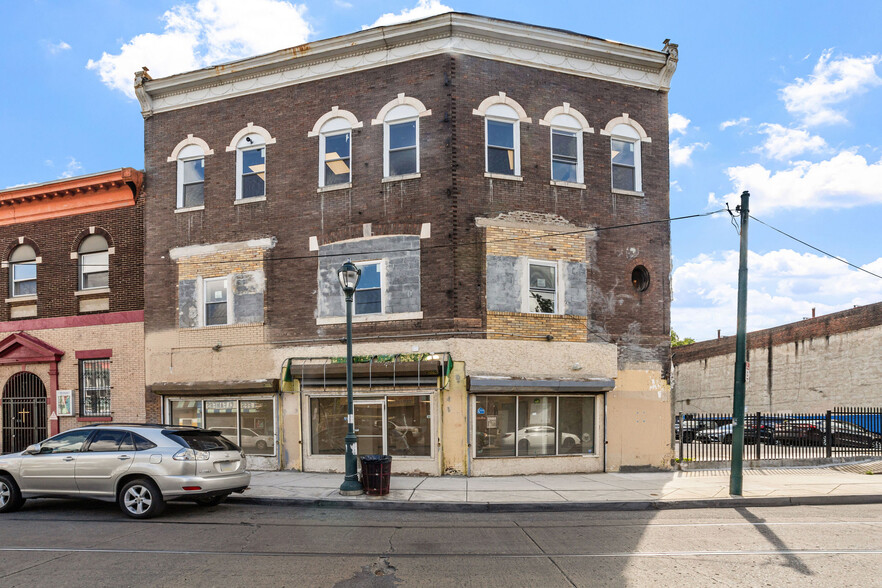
[229,493,882,513]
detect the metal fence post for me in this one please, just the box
[756,411,762,461]
[826,410,833,458]
[678,411,684,463]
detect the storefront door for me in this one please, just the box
[354,401,384,455]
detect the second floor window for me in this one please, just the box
[78,235,109,290]
[319,117,352,187]
[204,278,229,326]
[80,358,111,417]
[355,262,382,315]
[9,244,37,297]
[384,104,420,177]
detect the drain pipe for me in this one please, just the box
[466,395,472,477]
[603,393,608,472]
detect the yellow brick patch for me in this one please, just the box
[485,226,584,261]
[178,247,265,280]
[487,311,587,342]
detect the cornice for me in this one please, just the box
[138,13,675,117]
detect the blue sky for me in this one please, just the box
[2,1,881,341]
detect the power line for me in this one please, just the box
[750,215,882,281]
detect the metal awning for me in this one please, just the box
[150,379,279,396]
[467,376,615,394]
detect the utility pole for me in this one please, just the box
[730,190,750,496]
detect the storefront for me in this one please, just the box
[154,380,280,470]
[295,358,442,475]
[467,376,614,476]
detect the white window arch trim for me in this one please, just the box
[317,118,355,188]
[376,102,425,179]
[601,114,651,194]
[234,134,268,201]
[174,143,208,210]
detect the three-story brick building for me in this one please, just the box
[136,13,678,474]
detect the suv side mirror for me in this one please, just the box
[24,444,41,455]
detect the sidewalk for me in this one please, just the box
[231,460,882,512]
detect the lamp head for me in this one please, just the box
[337,259,361,295]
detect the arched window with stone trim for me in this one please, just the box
[78,235,109,290]
[227,124,276,201]
[473,93,531,178]
[373,95,431,178]
[309,108,362,188]
[602,115,651,193]
[8,244,37,298]
[541,104,593,185]
[168,135,213,209]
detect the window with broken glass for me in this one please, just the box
[321,131,351,186]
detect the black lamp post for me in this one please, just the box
[337,259,363,496]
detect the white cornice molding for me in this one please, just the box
[138,13,675,117]
[169,237,276,260]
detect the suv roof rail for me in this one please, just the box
[79,422,200,429]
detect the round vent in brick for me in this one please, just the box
[631,265,650,292]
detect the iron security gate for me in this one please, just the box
[2,372,47,454]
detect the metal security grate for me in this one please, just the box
[80,359,112,417]
[2,372,48,453]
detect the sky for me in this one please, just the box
[2,0,881,342]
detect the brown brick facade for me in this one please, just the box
[143,53,671,360]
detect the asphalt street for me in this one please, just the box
[0,499,880,587]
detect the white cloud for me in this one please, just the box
[60,157,83,178]
[670,180,682,193]
[754,123,828,160]
[720,117,749,130]
[780,49,882,126]
[87,0,313,99]
[334,0,353,7]
[363,0,452,29]
[45,40,72,54]
[669,113,690,135]
[714,151,882,214]
[3,182,37,190]
[672,249,882,341]
[670,138,708,167]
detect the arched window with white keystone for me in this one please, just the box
[168,135,213,210]
[474,93,531,178]
[309,108,363,188]
[227,124,276,201]
[78,235,109,290]
[541,105,593,186]
[9,245,37,297]
[602,115,651,193]
[373,95,431,179]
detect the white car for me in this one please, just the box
[500,426,582,453]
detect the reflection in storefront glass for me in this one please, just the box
[311,397,348,455]
[475,396,516,457]
[517,396,557,456]
[169,400,202,428]
[386,396,431,456]
[239,400,275,456]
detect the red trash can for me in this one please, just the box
[360,455,392,496]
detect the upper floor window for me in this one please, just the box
[9,244,37,297]
[177,145,206,208]
[528,261,557,314]
[373,95,431,179]
[473,93,530,178]
[204,277,229,326]
[602,115,651,193]
[237,135,266,200]
[78,235,109,290]
[355,261,382,315]
[309,108,363,188]
[541,105,592,185]
[226,124,275,201]
[168,135,213,210]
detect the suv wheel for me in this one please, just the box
[0,475,25,514]
[119,478,166,519]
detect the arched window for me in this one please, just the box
[320,118,352,187]
[384,105,419,177]
[474,94,530,178]
[541,104,593,185]
[9,245,37,297]
[602,115,651,193]
[236,134,266,200]
[78,235,109,290]
[177,144,206,208]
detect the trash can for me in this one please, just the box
[360,454,392,496]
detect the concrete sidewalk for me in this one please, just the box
[231,460,882,512]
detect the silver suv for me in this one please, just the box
[0,424,250,519]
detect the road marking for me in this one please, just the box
[1,547,881,559]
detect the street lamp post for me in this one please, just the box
[337,259,363,496]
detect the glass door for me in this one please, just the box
[354,401,385,455]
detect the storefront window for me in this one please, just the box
[386,395,430,456]
[475,395,516,457]
[239,400,275,456]
[475,395,596,457]
[310,395,432,457]
[169,400,202,427]
[311,397,348,455]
